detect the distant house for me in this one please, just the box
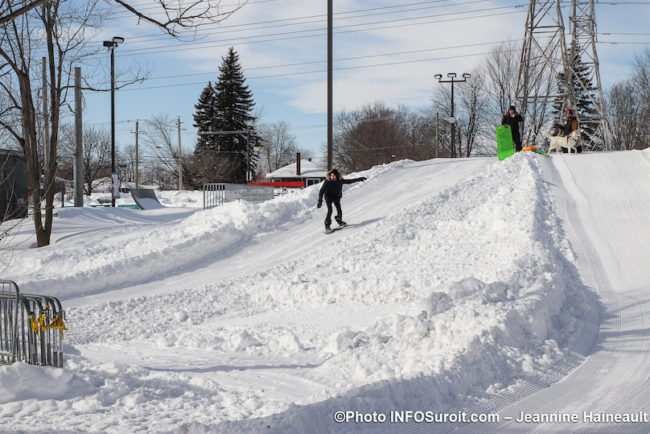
[266,158,327,187]
[0,148,28,219]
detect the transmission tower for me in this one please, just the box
[515,0,570,145]
[516,0,610,149]
[567,0,611,150]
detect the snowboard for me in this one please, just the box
[325,224,347,234]
[496,125,515,161]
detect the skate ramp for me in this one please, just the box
[130,188,165,210]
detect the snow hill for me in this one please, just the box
[1,150,649,433]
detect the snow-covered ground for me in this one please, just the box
[57,188,204,209]
[1,150,648,433]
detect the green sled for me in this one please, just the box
[496,125,515,161]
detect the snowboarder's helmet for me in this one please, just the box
[509,105,516,112]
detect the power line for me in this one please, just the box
[598,40,650,44]
[119,48,522,92]
[117,4,527,56]
[119,0,496,47]
[93,0,484,41]
[141,38,528,82]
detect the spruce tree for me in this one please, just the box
[552,47,600,147]
[215,47,257,183]
[193,81,217,157]
[192,48,258,183]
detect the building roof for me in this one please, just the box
[268,159,328,179]
[0,148,25,158]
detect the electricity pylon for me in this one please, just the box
[516,0,610,149]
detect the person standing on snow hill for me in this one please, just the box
[559,108,579,137]
[317,169,366,233]
[501,105,524,152]
[555,108,581,153]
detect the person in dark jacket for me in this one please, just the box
[560,108,579,136]
[556,108,581,153]
[501,105,524,152]
[317,168,366,232]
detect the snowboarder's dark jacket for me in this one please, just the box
[501,112,524,141]
[318,169,365,202]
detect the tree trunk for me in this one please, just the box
[17,71,50,246]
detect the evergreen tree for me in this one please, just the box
[193,81,217,156]
[552,46,600,147]
[192,48,258,183]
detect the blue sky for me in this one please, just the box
[81,0,649,163]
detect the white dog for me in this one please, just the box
[544,129,581,154]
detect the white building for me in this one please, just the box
[266,159,327,187]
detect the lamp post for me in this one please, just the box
[434,72,471,158]
[327,0,333,170]
[103,36,124,207]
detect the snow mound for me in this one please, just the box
[0,362,96,404]
[51,154,598,432]
[9,162,394,298]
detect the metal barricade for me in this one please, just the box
[203,183,274,209]
[0,281,19,365]
[0,280,66,367]
[203,183,226,209]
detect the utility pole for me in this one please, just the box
[135,120,139,189]
[435,112,439,158]
[74,67,83,207]
[327,0,333,170]
[177,116,182,190]
[42,57,49,171]
[434,73,471,158]
[103,36,124,207]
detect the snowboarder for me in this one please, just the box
[501,105,524,152]
[317,169,366,233]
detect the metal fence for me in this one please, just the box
[0,280,66,367]
[203,183,274,209]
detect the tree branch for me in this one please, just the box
[111,0,248,37]
[0,0,49,26]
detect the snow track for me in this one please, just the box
[460,151,650,433]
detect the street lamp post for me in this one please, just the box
[434,72,471,158]
[103,36,124,207]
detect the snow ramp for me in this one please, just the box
[129,188,165,210]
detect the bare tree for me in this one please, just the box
[632,49,650,148]
[140,115,197,189]
[59,125,111,195]
[607,81,644,151]
[110,0,248,37]
[455,68,489,157]
[0,0,49,25]
[0,1,106,246]
[257,121,297,175]
[334,102,434,172]
[484,41,520,119]
[0,0,247,246]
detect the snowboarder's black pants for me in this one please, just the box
[325,198,342,227]
[513,135,522,152]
